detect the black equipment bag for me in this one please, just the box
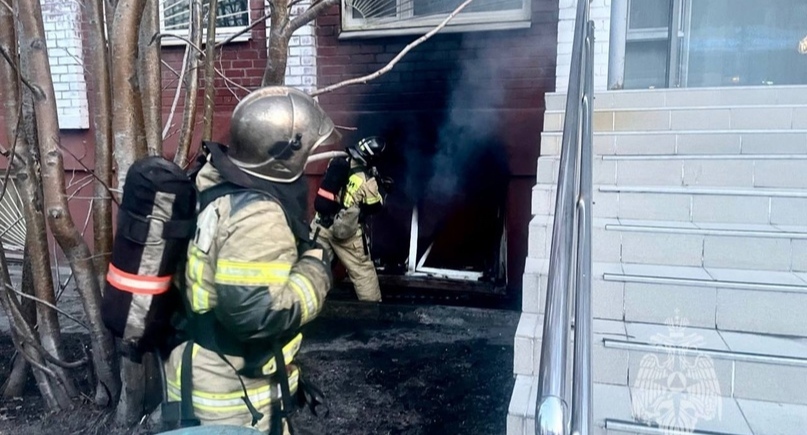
[313,156,350,222]
[101,156,197,357]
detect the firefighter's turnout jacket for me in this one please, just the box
[312,159,383,302]
[165,163,331,432]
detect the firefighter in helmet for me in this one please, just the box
[310,136,389,302]
[165,87,336,434]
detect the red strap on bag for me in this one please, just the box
[106,264,172,295]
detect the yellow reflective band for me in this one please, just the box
[167,368,300,413]
[364,194,382,205]
[289,274,318,324]
[288,282,309,323]
[342,174,364,208]
[214,260,292,286]
[188,251,211,313]
[260,333,303,376]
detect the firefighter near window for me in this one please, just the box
[100,87,338,434]
[311,136,393,302]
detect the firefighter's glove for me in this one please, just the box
[300,241,332,266]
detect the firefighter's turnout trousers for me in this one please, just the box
[313,222,381,302]
[312,162,383,302]
[165,164,331,433]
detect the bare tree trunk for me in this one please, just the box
[110,0,149,190]
[105,0,117,35]
[111,0,157,421]
[262,0,291,86]
[1,248,35,397]
[174,0,203,168]
[202,0,219,141]
[139,0,162,156]
[16,0,120,406]
[1,237,36,398]
[2,352,29,397]
[115,356,146,425]
[1,2,79,399]
[85,0,114,285]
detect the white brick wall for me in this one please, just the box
[42,0,89,130]
[556,0,611,92]
[275,1,317,93]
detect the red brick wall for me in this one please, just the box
[314,0,559,298]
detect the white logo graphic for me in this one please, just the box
[631,311,723,434]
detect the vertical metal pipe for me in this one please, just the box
[666,0,683,87]
[571,19,595,435]
[407,207,418,273]
[608,0,628,90]
[536,0,591,433]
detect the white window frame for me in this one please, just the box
[158,0,253,46]
[339,0,531,39]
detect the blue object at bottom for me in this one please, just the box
[158,425,261,434]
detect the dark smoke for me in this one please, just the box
[423,46,508,203]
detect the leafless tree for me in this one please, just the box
[140,0,163,156]
[202,0,220,141]
[86,0,114,287]
[111,0,150,191]
[15,0,120,407]
[174,0,203,167]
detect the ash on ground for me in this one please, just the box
[0,298,518,435]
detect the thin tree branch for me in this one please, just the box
[217,49,241,100]
[285,0,337,38]
[287,0,316,10]
[161,59,180,77]
[310,0,475,97]
[215,67,250,93]
[58,143,121,206]
[0,46,41,99]
[163,43,190,140]
[149,32,204,56]
[8,331,62,387]
[214,12,271,48]
[6,292,88,369]
[202,0,219,141]
[7,284,89,332]
[0,241,70,406]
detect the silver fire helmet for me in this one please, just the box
[228,86,340,183]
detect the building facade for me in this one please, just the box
[510,1,807,433]
[2,0,564,299]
